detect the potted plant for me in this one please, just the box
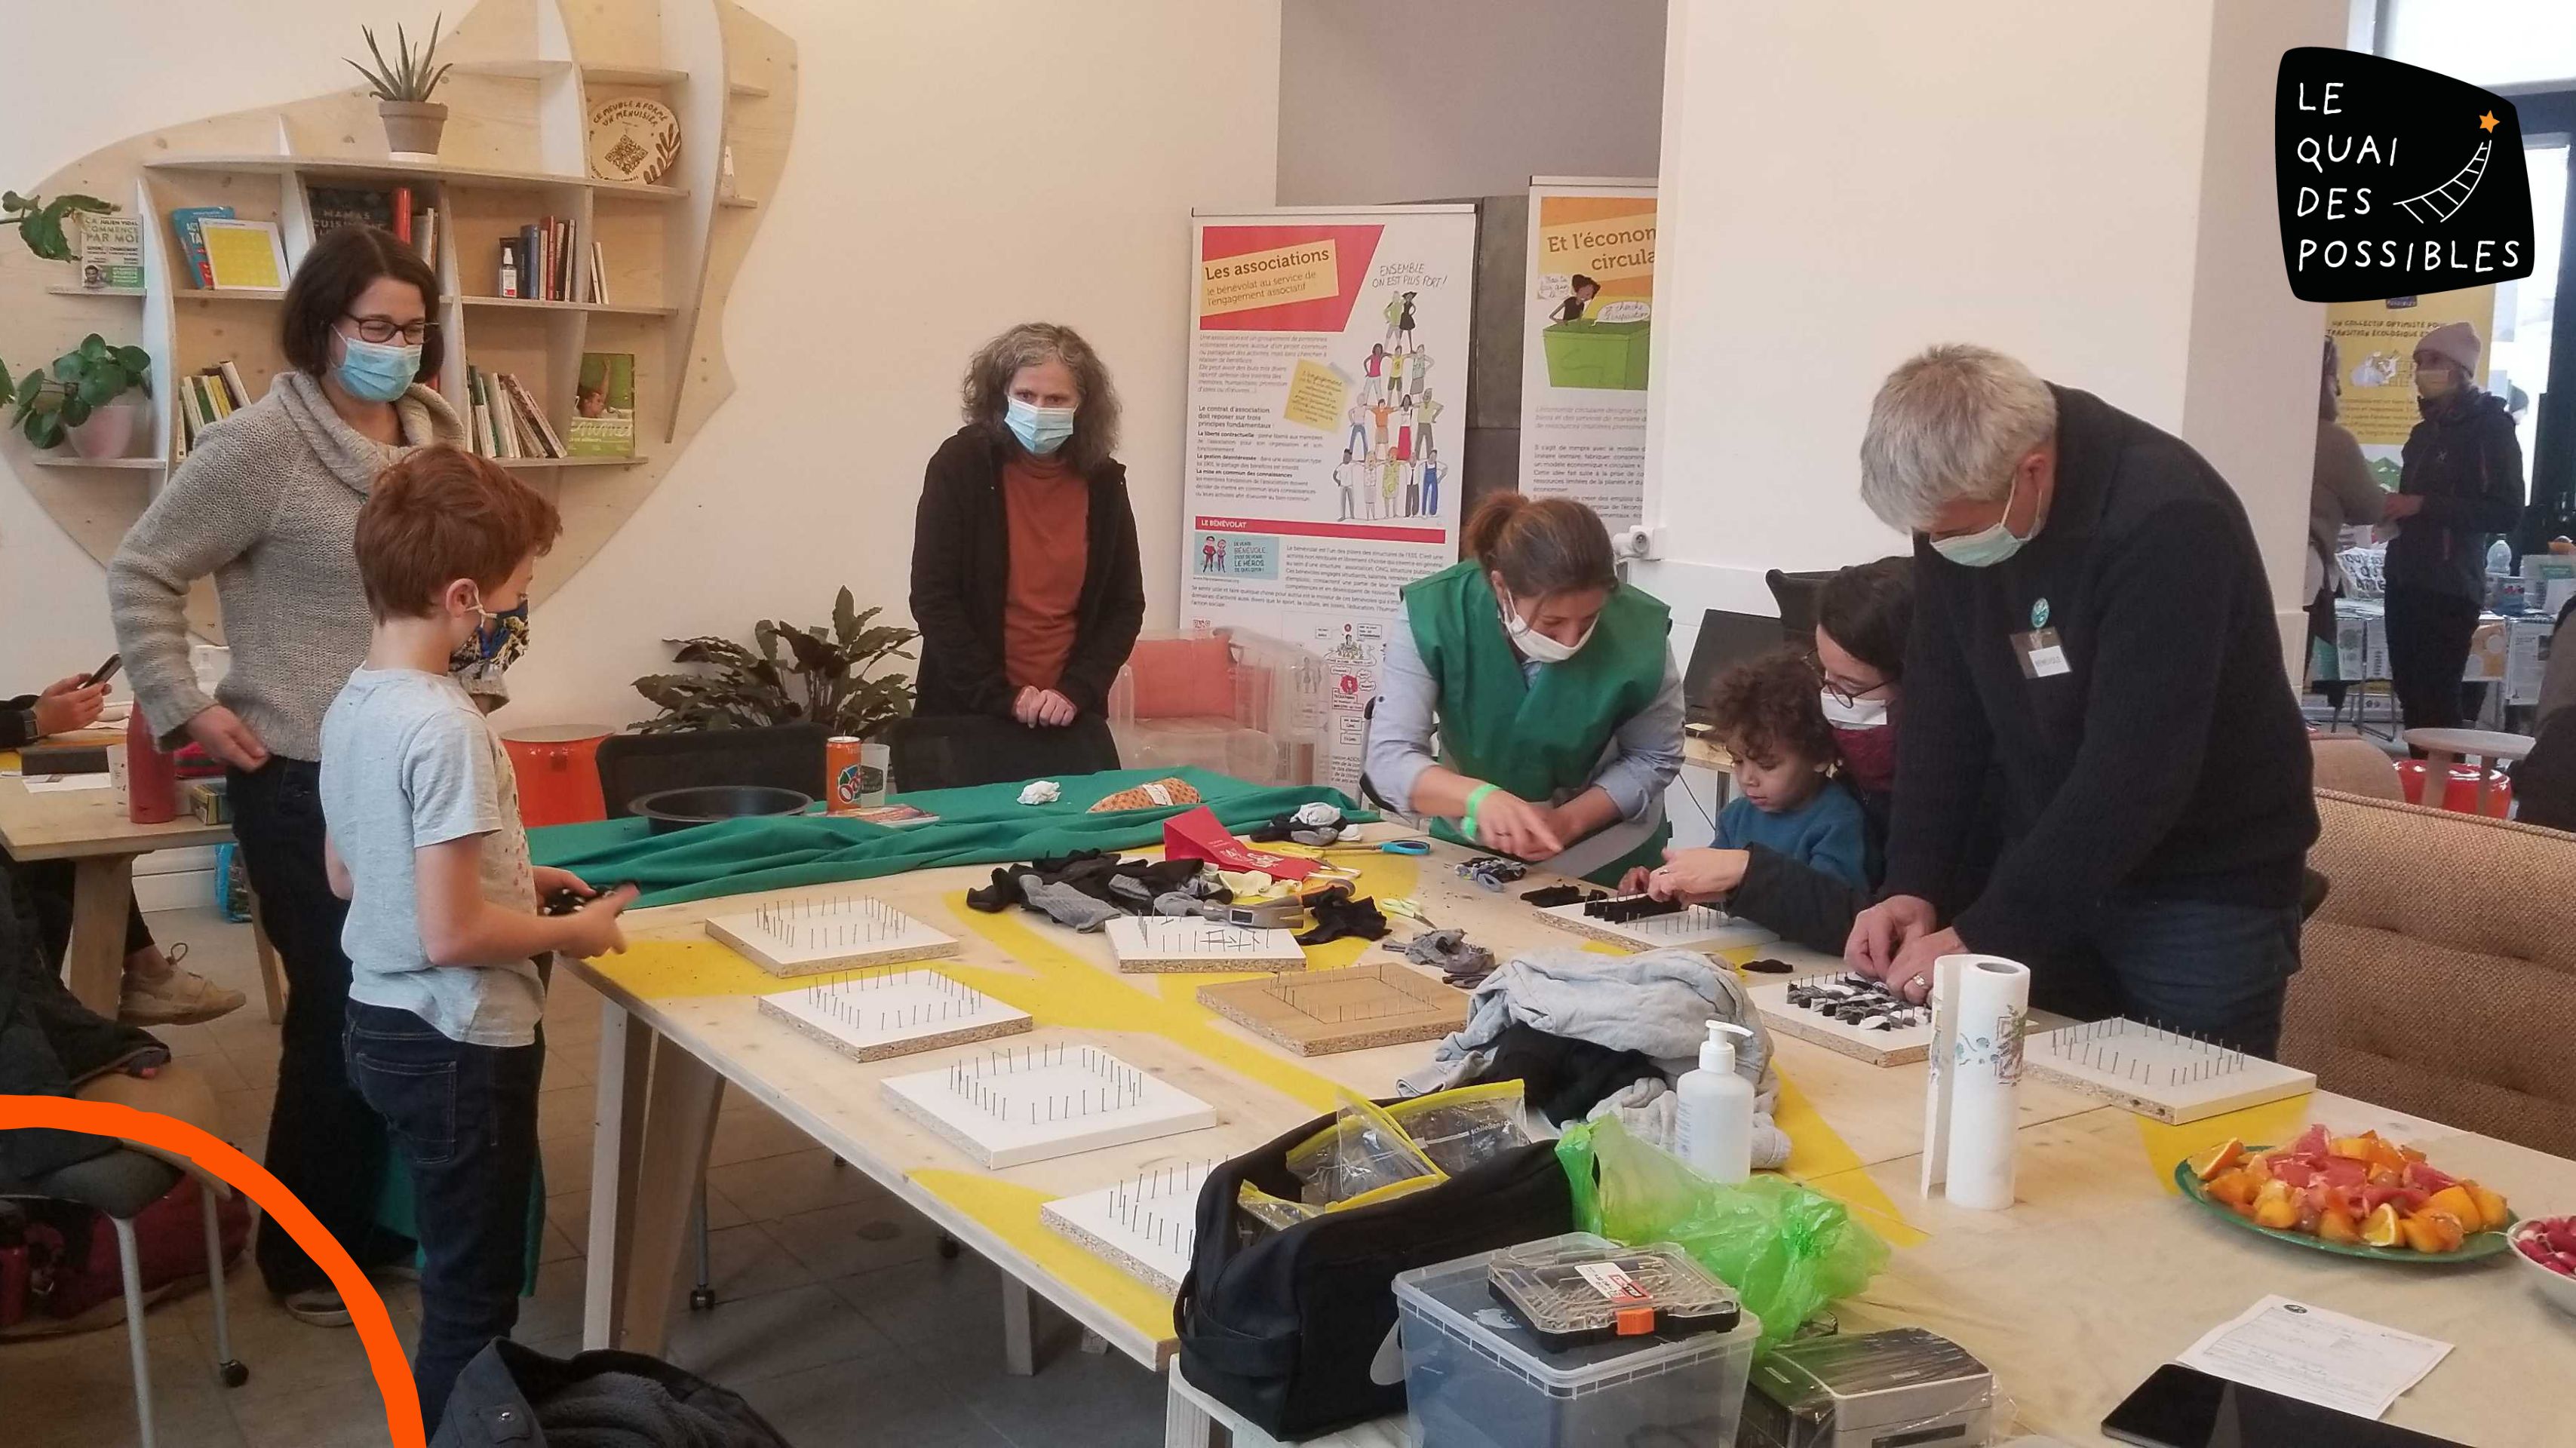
[348,15,454,161]
[1,334,152,458]
[634,587,919,738]
[2,190,112,261]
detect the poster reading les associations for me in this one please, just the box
[1182,207,1478,793]
[1518,179,1655,526]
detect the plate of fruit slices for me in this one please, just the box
[2174,1125,2516,1262]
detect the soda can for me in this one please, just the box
[827,735,864,814]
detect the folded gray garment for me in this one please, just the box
[1402,928,1493,979]
[1021,878,1125,933]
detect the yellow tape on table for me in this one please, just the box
[2134,1095,2318,1195]
[909,1169,1177,1344]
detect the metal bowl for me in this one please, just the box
[629,784,812,835]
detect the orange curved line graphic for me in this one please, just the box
[0,1094,424,1446]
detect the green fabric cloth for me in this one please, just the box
[1404,560,1672,882]
[527,765,1362,907]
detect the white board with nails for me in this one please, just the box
[878,1043,1220,1169]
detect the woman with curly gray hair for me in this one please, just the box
[906,322,1144,781]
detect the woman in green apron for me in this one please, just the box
[1364,495,1684,884]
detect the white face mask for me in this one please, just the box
[1820,692,1889,729]
[1500,593,1595,664]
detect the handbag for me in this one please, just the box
[1174,1108,1573,1440]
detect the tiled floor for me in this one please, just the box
[3,909,1166,1446]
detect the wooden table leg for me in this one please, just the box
[615,1030,725,1358]
[2421,748,2455,808]
[1164,1368,1230,1448]
[582,1003,654,1351]
[247,891,287,1026]
[65,854,137,1017]
[1001,1275,1038,1376]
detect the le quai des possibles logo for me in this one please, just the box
[2274,48,2535,304]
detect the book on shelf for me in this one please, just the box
[391,187,412,245]
[588,241,608,305]
[308,186,394,238]
[176,360,253,453]
[566,353,634,458]
[166,206,234,288]
[416,207,438,269]
[197,218,289,290]
[465,366,567,461]
[75,215,143,292]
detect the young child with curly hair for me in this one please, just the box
[1708,648,1870,888]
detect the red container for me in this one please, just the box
[125,708,178,824]
[2395,759,2514,818]
[502,725,611,827]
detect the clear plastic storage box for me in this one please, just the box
[1393,1232,1760,1448]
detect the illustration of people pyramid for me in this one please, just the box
[1333,289,1442,523]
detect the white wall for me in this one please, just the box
[1636,0,2343,667]
[1276,0,1663,204]
[0,0,1282,732]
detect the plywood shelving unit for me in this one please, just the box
[0,0,796,640]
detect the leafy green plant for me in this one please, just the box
[347,14,453,103]
[2,191,113,262]
[634,587,918,738]
[1,334,151,449]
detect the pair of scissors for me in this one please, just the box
[1380,895,1441,930]
[1305,836,1429,857]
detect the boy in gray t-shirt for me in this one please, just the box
[318,446,633,1434]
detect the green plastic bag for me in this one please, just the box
[1557,1115,1888,1349]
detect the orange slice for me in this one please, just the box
[2188,1138,2246,1182]
[2362,1203,2403,1247]
[2423,1186,2479,1228]
[2317,1207,2363,1244]
[2252,1191,2301,1230]
[2464,1180,2511,1232]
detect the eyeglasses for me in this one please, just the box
[344,314,432,345]
[1804,652,1888,709]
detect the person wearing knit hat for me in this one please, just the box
[2381,318,2525,736]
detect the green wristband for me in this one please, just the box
[1462,784,1499,843]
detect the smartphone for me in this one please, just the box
[2102,1364,2468,1448]
[84,652,122,689]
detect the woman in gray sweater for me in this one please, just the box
[109,225,476,1324]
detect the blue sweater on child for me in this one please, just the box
[1715,782,1870,889]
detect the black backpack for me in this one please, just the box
[1174,1108,1574,1440]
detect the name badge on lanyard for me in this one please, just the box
[2013,627,2070,679]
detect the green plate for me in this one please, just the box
[2173,1149,2515,1262]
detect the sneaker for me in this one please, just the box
[279,1287,352,1327]
[120,948,246,1026]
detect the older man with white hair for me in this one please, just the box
[1845,344,2317,1055]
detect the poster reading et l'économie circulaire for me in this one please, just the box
[1518,180,1655,527]
[1181,207,1478,794]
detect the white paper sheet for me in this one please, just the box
[23,773,112,793]
[2175,1295,2452,1420]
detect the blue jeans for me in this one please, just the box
[345,1002,541,1436]
[2092,895,2303,1057]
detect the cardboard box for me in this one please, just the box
[2465,619,2510,681]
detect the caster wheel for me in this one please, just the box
[937,1234,962,1260]
[218,1361,250,1388]
[689,1287,717,1311]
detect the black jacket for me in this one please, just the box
[908,425,1146,719]
[0,870,167,1183]
[2387,389,2525,599]
[1,695,41,751]
[432,1339,793,1448]
[1883,385,2317,966]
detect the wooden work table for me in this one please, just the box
[563,834,2574,1448]
[0,726,244,1016]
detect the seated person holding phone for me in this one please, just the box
[3,655,244,1025]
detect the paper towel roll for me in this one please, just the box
[1920,953,2032,1212]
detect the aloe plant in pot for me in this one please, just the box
[0,334,152,458]
[348,15,455,160]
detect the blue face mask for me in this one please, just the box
[1004,397,1078,456]
[1930,474,2034,568]
[334,331,422,403]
